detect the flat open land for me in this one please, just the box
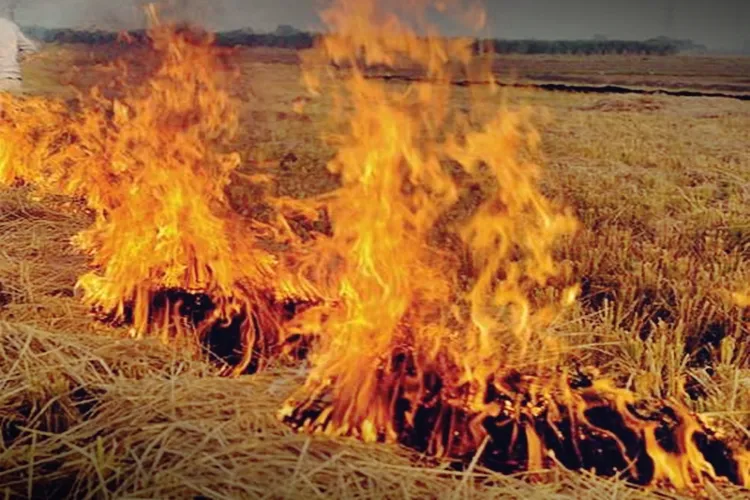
[489,54,750,94]
[230,49,750,95]
[26,46,750,96]
[1,44,749,498]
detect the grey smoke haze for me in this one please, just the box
[10,0,750,50]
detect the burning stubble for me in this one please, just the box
[0,7,320,374]
[278,0,749,489]
[0,0,748,492]
[280,0,578,437]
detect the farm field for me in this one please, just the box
[488,54,750,95]
[1,34,749,499]
[24,45,750,96]
[239,49,750,96]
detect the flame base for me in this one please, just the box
[281,352,748,488]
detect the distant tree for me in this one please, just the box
[274,24,300,36]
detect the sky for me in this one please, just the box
[11,0,750,50]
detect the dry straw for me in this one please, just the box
[6,321,746,499]
[1,189,747,500]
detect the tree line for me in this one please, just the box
[21,25,316,50]
[477,37,705,56]
[21,25,704,56]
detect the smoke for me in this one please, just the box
[8,0,750,50]
[9,0,322,32]
[0,0,18,20]
[13,1,144,29]
[11,1,221,30]
[10,0,304,31]
[664,0,676,36]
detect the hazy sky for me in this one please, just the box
[13,0,750,50]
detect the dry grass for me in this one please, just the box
[0,45,749,498]
[0,189,94,334]
[2,320,743,500]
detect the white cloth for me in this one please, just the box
[0,17,37,83]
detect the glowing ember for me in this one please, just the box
[0,7,316,373]
[278,0,749,490]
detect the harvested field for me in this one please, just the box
[487,54,750,95]
[1,26,749,500]
[219,49,750,95]
[27,45,750,97]
[4,319,728,499]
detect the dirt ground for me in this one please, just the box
[0,44,749,498]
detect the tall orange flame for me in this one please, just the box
[281,0,749,489]
[0,7,315,373]
[282,0,577,438]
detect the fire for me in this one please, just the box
[282,0,577,438]
[0,0,746,491]
[0,7,316,373]
[733,291,750,308]
[280,0,749,490]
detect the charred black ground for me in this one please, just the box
[281,352,749,487]
[94,288,311,373]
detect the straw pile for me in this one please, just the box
[1,187,748,498]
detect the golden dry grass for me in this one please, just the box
[0,45,749,498]
[7,319,733,500]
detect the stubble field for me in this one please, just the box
[1,44,749,498]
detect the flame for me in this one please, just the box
[0,7,315,373]
[733,291,750,308]
[280,0,749,490]
[283,0,576,444]
[0,0,746,490]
